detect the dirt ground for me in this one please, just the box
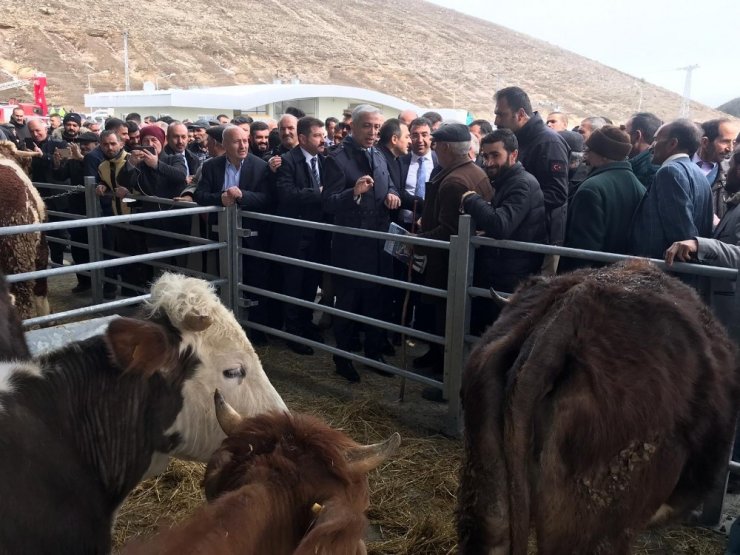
[43,270,732,554]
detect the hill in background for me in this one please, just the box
[718,98,740,118]
[0,0,731,123]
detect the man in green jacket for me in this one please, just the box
[559,126,645,272]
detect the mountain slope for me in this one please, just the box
[0,0,729,123]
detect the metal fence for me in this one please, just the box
[4,178,739,525]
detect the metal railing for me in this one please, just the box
[4,178,738,525]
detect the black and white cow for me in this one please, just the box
[0,272,286,554]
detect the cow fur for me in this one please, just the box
[123,410,401,555]
[0,151,49,320]
[457,259,740,555]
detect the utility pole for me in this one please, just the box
[678,64,699,118]
[123,31,130,91]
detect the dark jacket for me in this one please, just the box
[186,141,209,164]
[629,149,660,189]
[398,151,437,214]
[463,162,545,289]
[194,153,272,249]
[514,112,570,244]
[416,158,493,289]
[559,161,645,273]
[321,136,398,281]
[629,156,713,259]
[163,144,202,177]
[271,146,325,257]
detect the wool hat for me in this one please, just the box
[431,122,470,143]
[585,125,631,161]
[559,130,584,153]
[139,124,166,145]
[77,132,99,143]
[63,112,82,125]
[205,125,226,145]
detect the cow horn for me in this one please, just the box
[182,313,213,332]
[490,287,510,307]
[214,389,243,436]
[345,432,401,473]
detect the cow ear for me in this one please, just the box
[105,317,179,377]
[345,432,401,474]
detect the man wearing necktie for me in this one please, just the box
[272,117,328,355]
[322,104,402,383]
[164,122,202,184]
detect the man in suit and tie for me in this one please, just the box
[377,118,411,191]
[272,116,328,354]
[630,119,713,282]
[322,104,402,382]
[693,118,739,219]
[399,117,438,230]
[194,125,274,344]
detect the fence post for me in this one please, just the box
[84,176,104,305]
[216,204,236,310]
[444,215,474,436]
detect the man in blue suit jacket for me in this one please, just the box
[630,119,713,262]
[194,126,274,342]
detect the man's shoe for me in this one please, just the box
[249,330,269,346]
[365,354,394,377]
[381,341,396,357]
[72,282,91,294]
[421,387,447,403]
[287,341,314,356]
[334,358,360,383]
[413,347,441,369]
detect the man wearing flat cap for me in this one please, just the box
[413,122,493,380]
[187,119,210,164]
[559,125,645,272]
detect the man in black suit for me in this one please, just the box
[377,118,411,191]
[398,117,438,229]
[272,116,328,354]
[193,125,274,343]
[322,104,401,382]
[164,122,201,183]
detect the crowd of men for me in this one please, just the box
[1,86,739,389]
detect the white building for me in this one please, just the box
[84,82,446,122]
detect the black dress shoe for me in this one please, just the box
[287,341,314,356]
[381,341,396,357]
[72,282,91,294]
[413,347,441,369]
[365,354,394,378]
[334,358,360,383]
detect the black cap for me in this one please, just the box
[205,125,226,144]
[558,130,584,153]
[187,119,210,130]
[431,122,470,142]
[77,132,99,143]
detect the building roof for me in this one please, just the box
[84,83,425,113]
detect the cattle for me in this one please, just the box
[0,148,50,320]
[122,391,401,555]
[457,259,740,555]
[0,272,286,554]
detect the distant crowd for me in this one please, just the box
[0,86,738,387]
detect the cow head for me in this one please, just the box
[205,391,400,554]
[141,273,287,465]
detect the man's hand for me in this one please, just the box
[268,156,281,173]
[664,239,698,266]
[128,150,144,166]
[384,193,401,209]
[140,149,159,169]
[70,143,83,161]
[114,186,130,199]
[173,194,195,203]
[221,186,242,206]
[95,184,107,197]
[353,175,374,196]
[52,148,62,169]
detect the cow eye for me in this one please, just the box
[223,366,246,380]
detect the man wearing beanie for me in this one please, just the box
[559,125,645,272]
[52,112,82,142]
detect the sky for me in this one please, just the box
[427,0,738,108]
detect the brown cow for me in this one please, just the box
[123,392,401,555]
[457,260,740,555]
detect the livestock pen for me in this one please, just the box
[12,177,740,553]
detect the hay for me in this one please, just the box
[111,345,729,554]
